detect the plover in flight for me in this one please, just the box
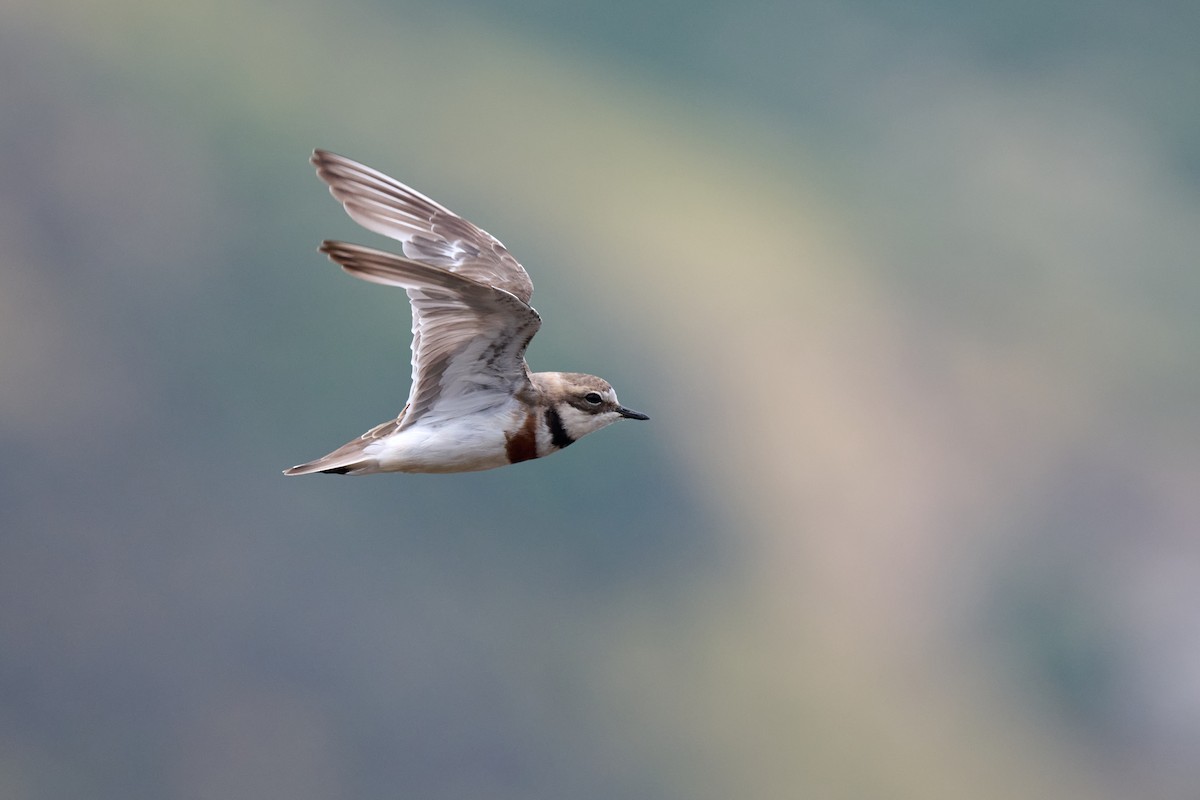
[284,150,648,476]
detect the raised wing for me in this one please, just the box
[312,150,534,303]
[319,241,542,429]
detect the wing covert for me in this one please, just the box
[319,241,541,428]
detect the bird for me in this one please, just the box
[284,150,648,476]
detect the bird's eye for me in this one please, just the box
[584,392,603,405]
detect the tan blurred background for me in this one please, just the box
[2,1,1198,798]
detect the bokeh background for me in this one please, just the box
[3,1,1198,798]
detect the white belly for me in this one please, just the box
[369,411,519,473]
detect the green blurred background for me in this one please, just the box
[3,1,1199,798]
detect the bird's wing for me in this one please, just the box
[319,241,542,429]
[312,150,534,304]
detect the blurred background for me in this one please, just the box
[2,0,1198,797]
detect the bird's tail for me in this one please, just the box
[283,437,378,476]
